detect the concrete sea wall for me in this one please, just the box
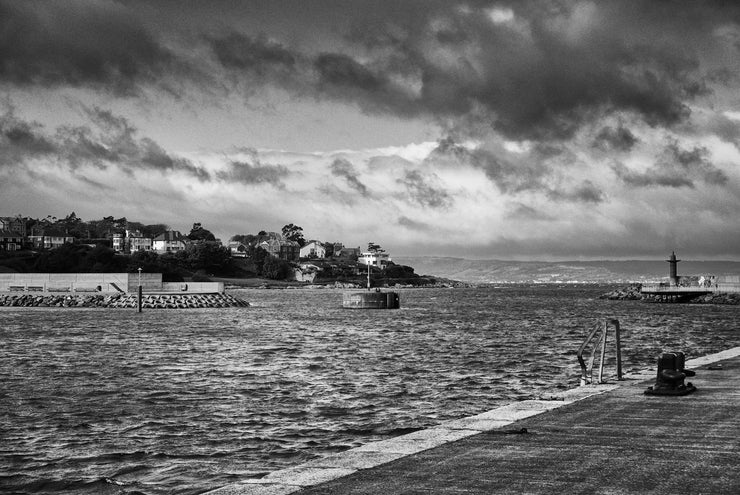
[0,292,249,309]
[0,273,224,294]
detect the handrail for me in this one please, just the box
[577,319,623,386]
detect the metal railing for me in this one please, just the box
[577,319,623,386]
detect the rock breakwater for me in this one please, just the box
[0,293,249,309]
[599,284,740,304]
[599,284,644,300]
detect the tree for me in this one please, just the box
[324,242,335,258]
[367,242,384,253]
[58,212,85,238]
[188,222,216,242]
[180,242,231,272]
[262,255,291,280]
[281,223,306,246]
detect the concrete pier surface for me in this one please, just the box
[208,348,740,495]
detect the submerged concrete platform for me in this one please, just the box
[208,348,740,495]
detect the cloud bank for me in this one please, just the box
[1,0,740,259]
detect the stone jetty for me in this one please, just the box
[0,292,249,309]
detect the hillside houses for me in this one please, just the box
[0,214,195,255]
[226,234,369,265]
[1,214,393,277]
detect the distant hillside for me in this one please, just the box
[394,257,740,284]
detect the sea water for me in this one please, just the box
[1,285,738,494]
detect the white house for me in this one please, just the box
[127,230,152,252]
[228,241,249,257]
[299,240,326,259]
[112,233,125,252]
[152,230,187,253]
[359,251,391,269]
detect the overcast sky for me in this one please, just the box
[2,0,740,260]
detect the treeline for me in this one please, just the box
[25,212,170,240]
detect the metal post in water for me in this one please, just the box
[137,267,142,313]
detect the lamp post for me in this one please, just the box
[137,267,142,313]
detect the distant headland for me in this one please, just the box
[0,214,465,289]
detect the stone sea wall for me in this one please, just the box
[0,293,249,309]
[600,284,740,304]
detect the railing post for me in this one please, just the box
[598,320,608,384]
[578,318,623,386]
[577,322,601,386]
[587,328,604,383]
[612,319,623,380]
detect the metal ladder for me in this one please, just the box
[577,319,623,385]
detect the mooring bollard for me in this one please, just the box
[644,352,697,396]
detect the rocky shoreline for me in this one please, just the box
[0,292,249,309]
[600,284,740,304]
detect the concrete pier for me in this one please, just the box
[207,347,740,495]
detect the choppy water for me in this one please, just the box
[1,286,738,494]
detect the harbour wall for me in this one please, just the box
[0,273,223,294]
[0,292,249,308]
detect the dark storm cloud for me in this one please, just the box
[611,161,693,188]
[8,1,734,142]
[330,158,370,196]
[547,180,605,204]
[611,141,728,188]
[0,1,186,96]
[398,170,452,208]
[315,54,384,91]
[82,107,211,180]
[216,160,289,187]
[324,0,737,140]
[429,137,551,194]
[0,107,210,180]
[705,114,740,144]
[663,141,728,186]
[207,32,296,76]
[0,111,57,165]
[140,139,211,181]
[593,124,638,152]
[472,148,550,194]
[397,215,432,231]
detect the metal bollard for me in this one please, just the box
[644,352,697,396]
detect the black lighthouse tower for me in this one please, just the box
[667,251,681,286]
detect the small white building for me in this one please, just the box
[359,251,391,269]
[300,240,326,259]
